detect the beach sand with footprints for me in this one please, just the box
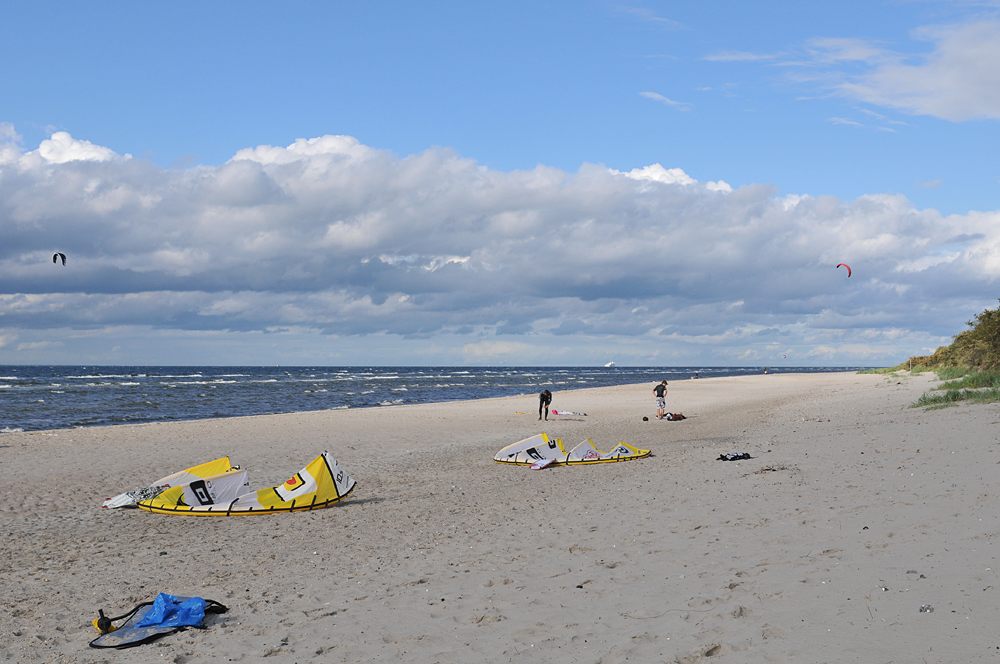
[3,371,999,662]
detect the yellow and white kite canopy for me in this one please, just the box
[493,433,567,465]
[102,456,239,509]
[137,452,356,516]
[564,438,650,464]
[494,434,649,466]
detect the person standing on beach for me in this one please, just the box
[653,381,668,420]
[539,389,552,421]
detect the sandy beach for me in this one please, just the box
[3,371,1000,663]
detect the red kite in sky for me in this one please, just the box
[836,263,851,277]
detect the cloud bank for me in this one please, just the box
[1,128,998,364]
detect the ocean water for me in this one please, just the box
[0,365,868,432]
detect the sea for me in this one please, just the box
[0,365,869,432]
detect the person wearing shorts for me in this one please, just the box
[652,381,667,420]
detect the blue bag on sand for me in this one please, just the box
[135,594,207,629]
[89,594,228,649]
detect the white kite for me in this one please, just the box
[494,434,650,467]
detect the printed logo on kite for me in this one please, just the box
[836,263,851,277]
[274,469,318,501]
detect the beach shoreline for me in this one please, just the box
[4,370,999,662]
[0,365,871,432]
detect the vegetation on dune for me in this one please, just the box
[907,299,1000,371]
[913,387,1000,408]
[931,366,973,381]
[903,299,1000,407]
[857,366,908,374]
[853,300,1000,407]
[937,369,1000,391]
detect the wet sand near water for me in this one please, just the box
[2,371,999,662]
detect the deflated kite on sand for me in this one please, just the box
[103,453,356,516]
[494,433,650,467]
[102,456,241,509]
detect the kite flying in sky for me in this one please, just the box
[836,263,851,277]
[53,252,66,266]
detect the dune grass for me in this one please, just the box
[934,366,973,381]
[913,387,1000,408]
[937,369,1000,390]
[910,369,1000,408]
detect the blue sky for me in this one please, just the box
[1,1,999,365]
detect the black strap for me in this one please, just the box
[205,600,229,614]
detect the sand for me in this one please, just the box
[2,370,999,663]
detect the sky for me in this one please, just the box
[1,0,999,366]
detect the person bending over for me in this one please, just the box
[539,389,552,421]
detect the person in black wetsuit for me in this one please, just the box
[538,389,552,421]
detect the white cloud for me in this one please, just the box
[705,180,733,192]
[611,163,732,192]
[0,122,21,144]
[836,21,1000,121]
[0,128,998,364]
[639,91,692,111]
[30,132,130,164]
[613,163,697,185]
[828,117,864,127]
[0,122,22,165]
[16,340,64,351]
[804,37,887,64]
[710,19,1000,122]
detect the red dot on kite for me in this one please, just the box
[837,263,851,277]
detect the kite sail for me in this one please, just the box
[550,409,587,416]
[137,452,355,516]
[103,457,239,509]
[564,439,651,464]
[836,263,851,277]
[494,433,567,465]
[494,434,649,466]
